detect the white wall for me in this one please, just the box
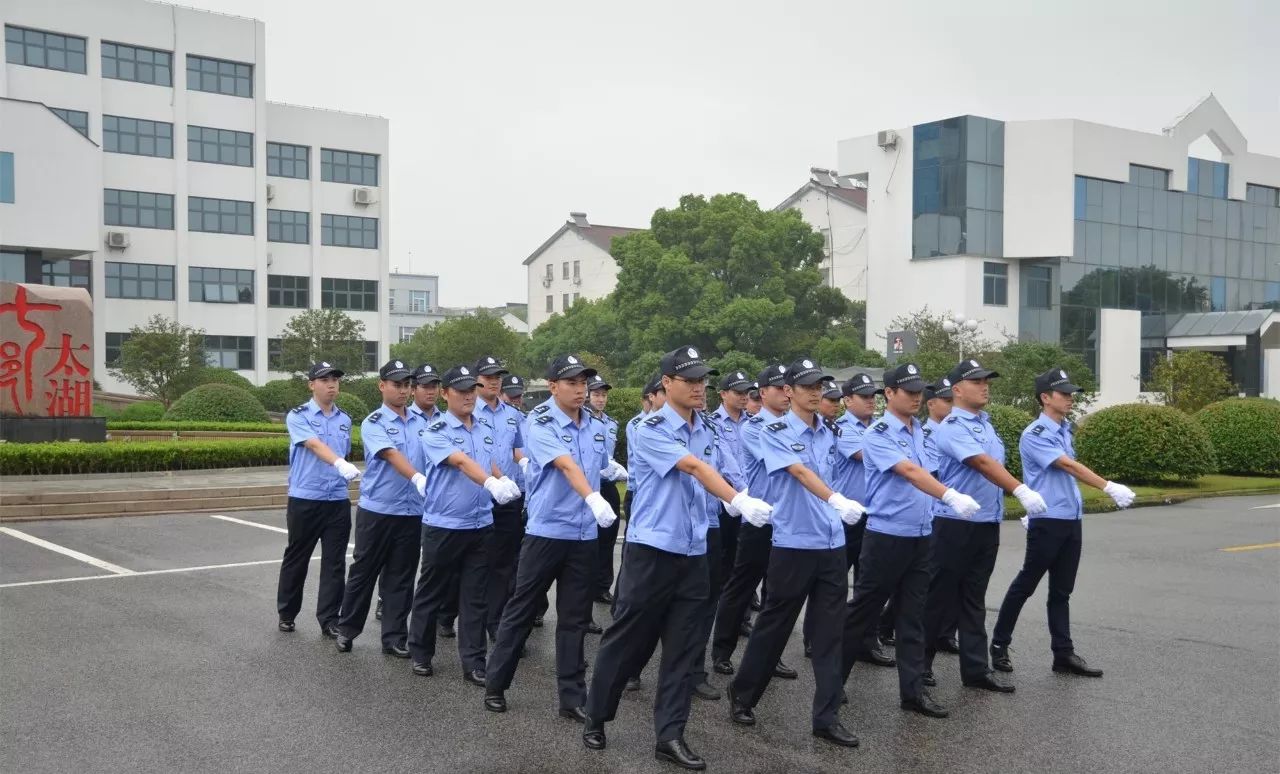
[1094,308,1142,408]
[786,187,868,302]
[525,229,616,331]
[1003,119,1075,259]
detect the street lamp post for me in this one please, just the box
[942,312,979,360]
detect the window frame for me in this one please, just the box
[105,261,175,300]
[104,188,175,230]
[188,196,254,236]
[101,40,173,86]
[320,277,378,311]
[189,266,255,304]
[320,147,379,186]
[204,335,254,370]
[320,213,378,249]
[982,261,1009,306]
[4,25,87,74]
[187,124,253,167]
[185,53,253,98]
[104,114,174,158]
[266,209,310,244]
[266,274,310,308]
[266,141,309,179]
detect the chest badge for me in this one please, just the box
[387,428,400,436]
[483,436,494,445]
[791,443,806,452]
[561,434,573,442]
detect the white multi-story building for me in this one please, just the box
[388,272,444,343]
[0,0,390,390]
[523,212,640,331]
[838,96,1280,402]
[774,168,868,301]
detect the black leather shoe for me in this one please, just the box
[1053,652,1103,677]
[595,591,614,605]
[803,642,812,658]
[531,614,544,628]
[773,660,797,679]
[712,659,735,675]
[860,648,895,668]
[964,673,1015,692]
[937,636,960,654]
[739,619,753,637]
[655,738,705,770]
[813,722,860,748]
[990,644,1014,673]
[586,620,603,635]
[382,643,410,658]
[439,621,456,639]
[583,721,606,750]
[922,670,937,687]
[519,644,529,659]
[559,706,589,722]
[484,691,506,712]
[727,685,755,726]
[625,676,642,692]
[879,631,896,646]
[322,623,341,639]
[692,679,721,701]
[335,635,352,653]
[411,661,433,677]
[374,599,382,620]
[277,620,295,633]
[749,591,762,611]
[463,668,486,687]
[901,692,949,718]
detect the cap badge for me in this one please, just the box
[802,359,813,369]
[1060,370,1067,379]
[942,378,951,386]
[567,356,578,364]
[969,359,979,367]
[487,357,495,364]
[394,361,403,368]
[906,364,918,375]
[460,367,469,375]
[862,375,871,383]
[736,372,743,380]
[320,361,330,368]
[424,366,432,372]
[777,366,785,373]
[687,348,698,358]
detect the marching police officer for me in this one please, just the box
[277,362,360,636]
[745,386,763,417]
[587,374,627,606]
[335,360,429,656]
[710,371,753,593]
[839,362,982,718]
[729,358,865,748]
[921,359,1049,693]
[583,346,772,770]
[500,374,527,412]
[484,355,617,718]
[922,377,956,652]
[990,368,1136,677]
[406,365,521,682]
[818,383,843,421]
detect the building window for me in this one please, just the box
[321,278,377,311]
[321,214,378,249]
[267,274,309,308]
[320,148,378,186]
[399,326,418,343]
[50,107,89,138]
[105,262,174,300]
[1187,157,1229,199]
[362,341,379,372]
[1128,164,1170,190]
[0,251,24,281]
[101,41,172,86]
[562,293,570,310]
[0,152,12,204]
[983,262,1008,306]
[190,267,254,303]
[820,228,833,257]
[266,142,309,179]
[40,258,91,291]
[186,54,252,98]
[105,332,131,365]
[4,25,86,74]
[562,262,570,280]
[1246,183,1279,207]
[388,291,395,311]
[104,115,173,158]
[409,290,429,312]
[187,125,253,167]
[912,115,1005,259]
[572,260,581,280]
[267,209,310,244]
[188,196,253,235]
[267,338,282,369]
[204,335,254,370]
[573,293,580,304]
[1024,264,1052,309]
[105,189,174,230]
[545,295,553,313]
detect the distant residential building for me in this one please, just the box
[523,211,640,330]
[388,272,444,342]
[774,168,869,301]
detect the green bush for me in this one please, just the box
[116,401,166,421]
[333,392,370,422]
[340,376,383,413]
[93,403,121,419]
[164,384,269,423]
[1075,403,1216,483]
[171,367,256,397]
[0,437,363,475]
[255,378,311,413]
[107,421,285,432]
[1195,398,1280,476]
[986,404,1034,480]
[605,387,644,466]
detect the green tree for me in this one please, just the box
[391,312,527,374]
[883,307,1001,382]
[1147,350,1235,413]
[275,309,367,376]
[983,342,1096,413]
[525,299,626,375]
[110,315,207,408]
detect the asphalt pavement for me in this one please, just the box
[1,495,1277,774]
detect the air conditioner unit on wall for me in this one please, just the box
[572,276,581,286]
[541,276,552,288]
[877,129,899,149]
[266,183,276,201]
[105,231,130,249]
[353,187,376,205]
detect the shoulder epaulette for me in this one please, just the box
[766,421,787,432]
[535,415,553,425]
[923,427,933,438]
[533,405,551,415]
[644,415,663,426]
[368,411,382,423]
[748,415,764,424]
[629,415,643,426]
[428,420,447,431]
[1031,424,1046,436]
[945,416,958,424]
[476,417,492,428]
[873,421,888,432]
[823,418,841,436]
[291,404,308,414]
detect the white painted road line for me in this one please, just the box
[1248,503,1280,510]
[0,527,135,576]
[0,551,352,590]
[209,513,356,549]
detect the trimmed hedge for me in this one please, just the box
[171,367,256,396]
[254,378,311,413]
[1195,398,1280,476]
[164,384,269,423]
[116,401,166,421]
[0,437,366,475]
[333,392,370,422]
[986,404,1034,480]
[1075,403,1216,483]
[107,421,285,432]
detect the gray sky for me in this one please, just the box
[187,0,1278,308]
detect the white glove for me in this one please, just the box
[331,458,360,482]
[600,459,627,482]
[827,492,867,525]
[518,456,530,476]
[721,496,742,517]
[1104,481,1136,508]
[731,490,773,528]
[941,488,981,519]
[585,491,617,528]
[1020,515,1029,531]
[411,472,427,498]
[1012,484,1048,516]
[496,477,522,504]
[483,476,520,505]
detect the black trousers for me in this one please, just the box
[691,526,725,683]
[486,497,525,637]
[586,543,708,743]
[485,535,595,709]
[924,519,999,681]
[803,519,866,649]
[841,530,932,701]
[992,519,1083,655]
[733,547,847,730]
[718,508,741,589]
[337,508,420,647]
[593,481,621,598]
[407,525,491,672]
[712,522,772,663]
[276,497,351,627]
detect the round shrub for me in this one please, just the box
[255,378,311,413]
[340,376,383,413]
[986,404,1034,481]
[117,401,165,421]
[172,367,255,397]
[333,392,369,422]
[1195,398,1280,476]
[1075,403,1216,483]
[164,384,269,423]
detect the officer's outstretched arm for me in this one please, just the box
[961,453,1024,493]
[439,450,495,487]
[377,448,421,481]
[781,462,836,501]
[549,454,595,499]
[890,459,949,498]
[1051,455,1108,490]
[302,437,342,465]
[675,455,739,503]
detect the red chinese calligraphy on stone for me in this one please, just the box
[0,285,61,412]
[1,282,93,417]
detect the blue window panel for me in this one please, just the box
[1074,177,1087,220]
[1210,276,1226,311]
[0,152,13,203]
[1211,162,1228,199]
